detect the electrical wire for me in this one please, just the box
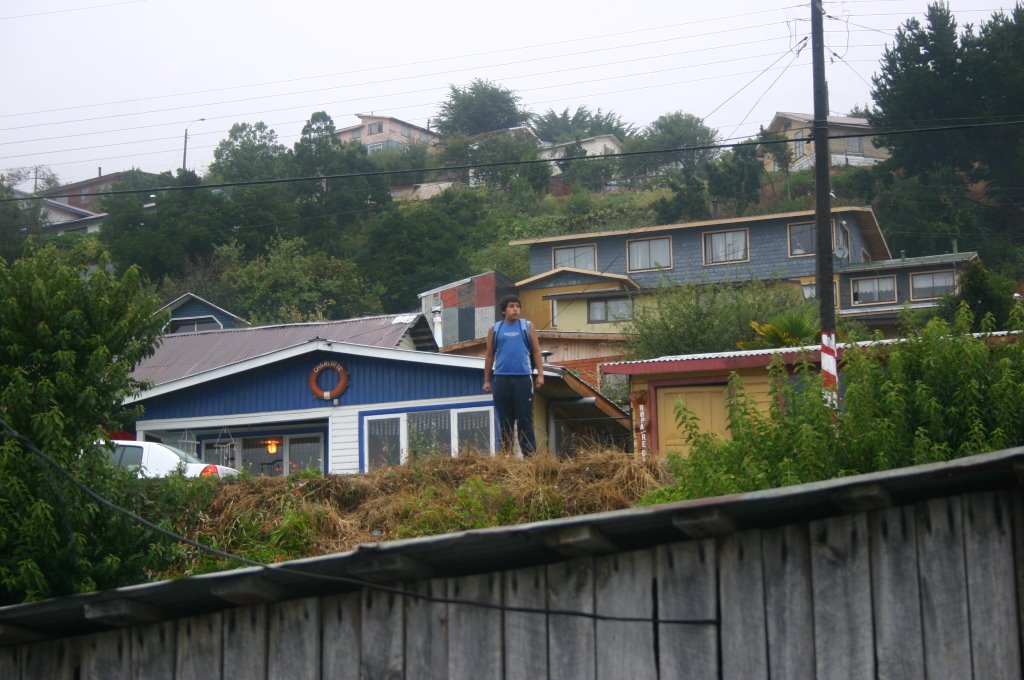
[0,421,714,625]
[8,119,1024,205]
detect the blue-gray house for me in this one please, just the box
[509,207,977,335]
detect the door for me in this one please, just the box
[655,384,730,455]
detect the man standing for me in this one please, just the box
[483,295,545,455]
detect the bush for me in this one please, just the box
[641,303,1024,504]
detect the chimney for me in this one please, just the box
[98,167,102,177]
[952,238,958,254]
[431,306,443,346]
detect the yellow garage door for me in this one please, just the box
[656,384,730,455]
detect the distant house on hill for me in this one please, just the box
[40,170,162,211]
[11,189,107,236]
[336,114,440,155]
[760,112,890,173]
[157,293,251,334]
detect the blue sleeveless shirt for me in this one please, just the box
[493,319,532,376]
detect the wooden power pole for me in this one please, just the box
[811,0,838,400]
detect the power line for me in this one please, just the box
[0,0,151,21]
[9,119,1024,205]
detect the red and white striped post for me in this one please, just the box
[820,330,839,406]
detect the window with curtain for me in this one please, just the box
[553,245,596,270]
[628,237,672,271]
[704,230,748,264]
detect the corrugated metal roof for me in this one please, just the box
[0,447,1020,642]
[839,251,977,273]
[133,314,434,387]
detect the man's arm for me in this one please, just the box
[483,327,495,392]
[529,323,544,388]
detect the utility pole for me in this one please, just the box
[811,0,838,401]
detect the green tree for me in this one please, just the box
[0,241,165,602]
[225,236,382,323]
[433,79,530,136]
[97,171,229,280]
[653,171,710,224]
[208,122,289,182]
[529,106,634,143]
[937,260,1017,330]
[705,144,763,216]
[361,189,493,310]
[620,111,718,183]
[624,279,812,358]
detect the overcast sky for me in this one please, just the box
[0,0,1009,189]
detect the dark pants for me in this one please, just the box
[492,375,537,455]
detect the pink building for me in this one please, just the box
[336,114,440,154]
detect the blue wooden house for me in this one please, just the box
[157,293,251,334]
[126,315,628,475]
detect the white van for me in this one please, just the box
[107,440,239,478]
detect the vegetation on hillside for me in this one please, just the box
[644,304,1024,504]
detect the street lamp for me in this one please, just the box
[182,118,206,172]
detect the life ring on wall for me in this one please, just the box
[309,360,349,400]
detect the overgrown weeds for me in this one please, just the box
[150,449,665,578]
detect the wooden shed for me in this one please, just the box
[1,447,1022,679]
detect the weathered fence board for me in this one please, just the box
[810,513,874,680]
[132,621,175,680]
[404,579,448,680]
[763,524,815,680]
[448,572,502,680]
[1013,491,1024,678]
[870,505,925,680]
[656,538,718,678]
[547,556,595,680]
[720,530,768,680]
[503,566,547,680]
[0,644,19,680]
[916,496,971,680]
[268,598,319,680]
[81,629,131,680]
[320,591,361,680]
[360,587,403,680]
[20,638,73,679]
[175,612,221,680]
[222,605,266,680]
[963,491,1020,679]
[595,549,657,680]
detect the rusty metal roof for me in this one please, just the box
[133,314,436,387]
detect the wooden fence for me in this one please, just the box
[1,487,1021,679]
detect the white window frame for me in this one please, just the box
[166,315,224,334]
[550,299,559,328]
[367,122,384,135]
[366,142,384,154]
[219,433,325,477]
[851,275,897,306]
[627,236,673,272]
[363,406,494,470]
[795,130,805,158]
[702,228,749,265]
[910,270,955,301]
[552,244,597,271]
[801,280,839,308]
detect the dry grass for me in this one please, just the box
[188,447,671,562]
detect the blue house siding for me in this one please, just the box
[139,351,485,421]
[527,212,876,289]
